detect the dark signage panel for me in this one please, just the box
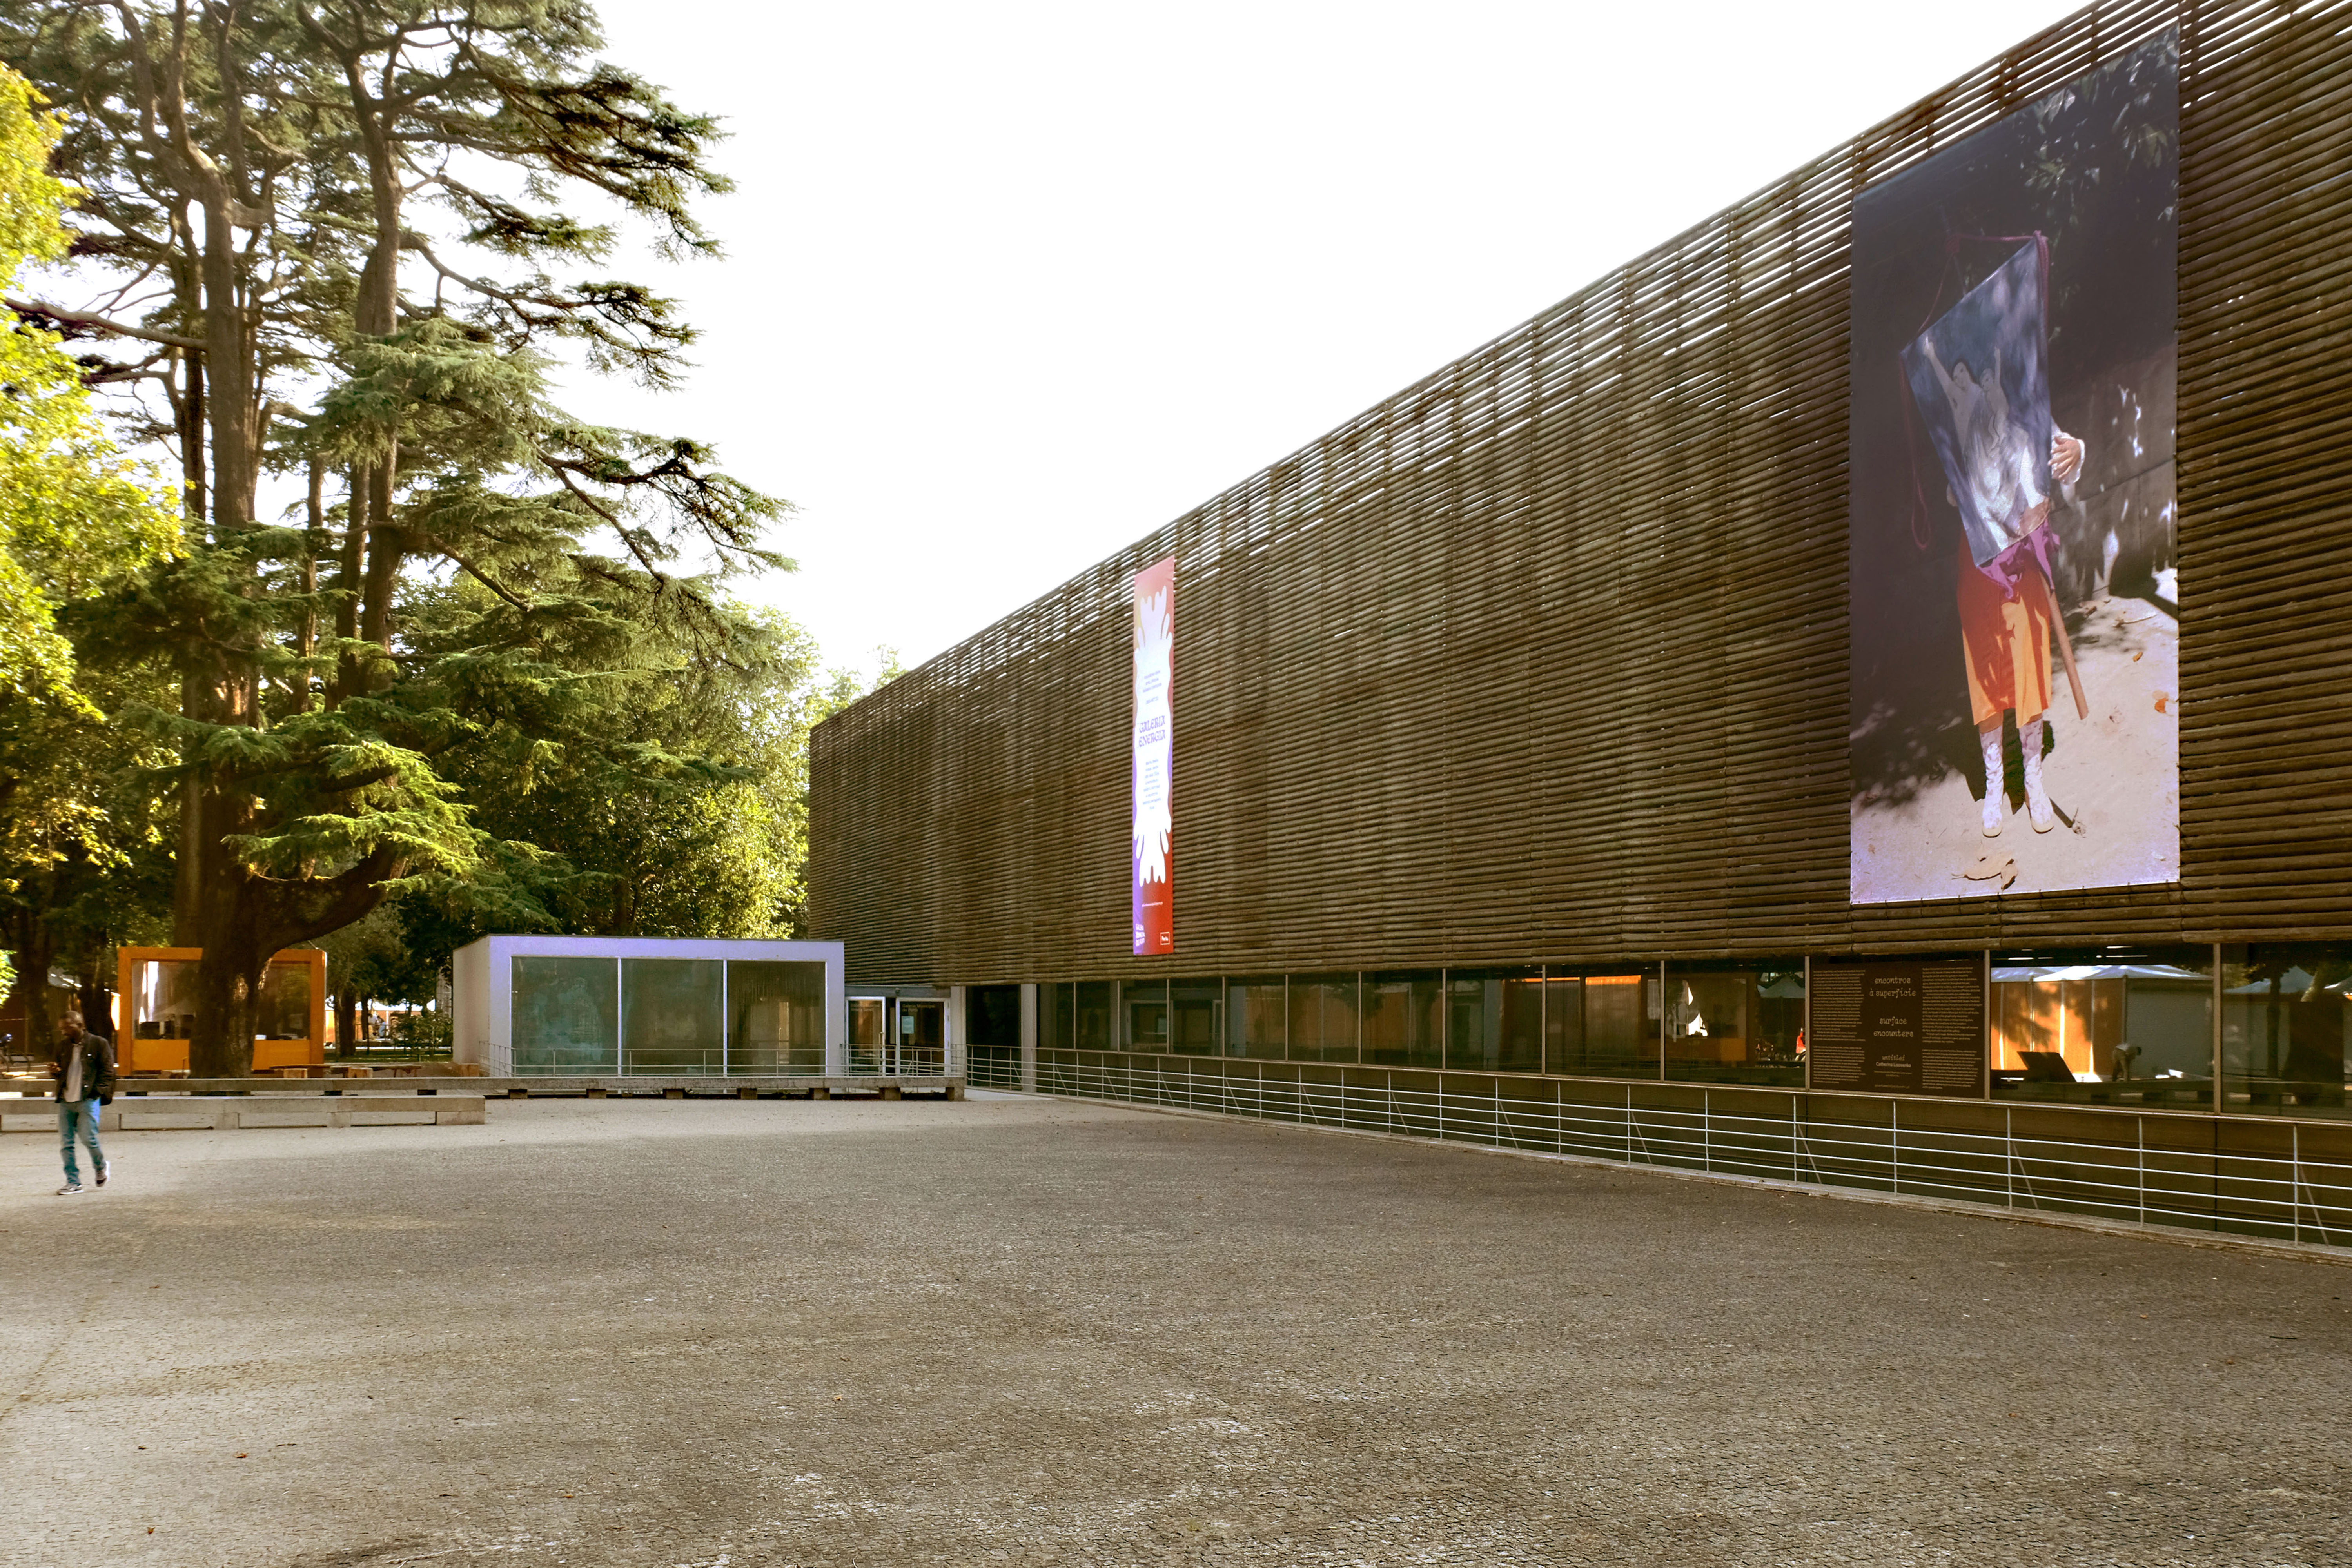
[1809,958,1984,1096]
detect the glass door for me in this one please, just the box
[848,997,888,1073]
[894,998,945,1075]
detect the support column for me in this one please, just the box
[1019,983,1038,1091]
[946,984,967,1080]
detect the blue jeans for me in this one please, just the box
[59,1098,104,1186]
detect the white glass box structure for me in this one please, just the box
[450,936,846,1077]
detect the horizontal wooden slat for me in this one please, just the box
[811,2,2352,984]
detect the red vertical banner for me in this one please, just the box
[1131,557,1174,955]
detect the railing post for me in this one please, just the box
[2293,1124,2302,1247]
[1891,1100,1901,1196]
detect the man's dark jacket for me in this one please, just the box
[51,1029,117,1105]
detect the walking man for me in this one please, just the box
[52,1009,114,1196]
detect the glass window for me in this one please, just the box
[129,957,200,1040]
[969,985,1022,1049]
[2223,944,2351,1118]
[256,961,313,1041]
[1445,969,1540,1073]
[1363,971,1440,1069]
[1288,974,1359,1064]
[1543,969,1661,1079]
[1226,977,1285,1059]
[729,960,826,1074]
[1665,962,1806,1087]
[898,999,943,1047]
[1074,982,1112,1051]
[1125,979,1169,1051]
[621,958,724,1075]
[512,955,619,1075]
[1169,979,1221,1055]
[1993,947,2214,1107]
[1038,983,1070,1051]
[849,998,887,1048]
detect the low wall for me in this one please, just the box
[1033,1051,2352,1256]
[113,1074,962,1097]
[1,1094,488,1132]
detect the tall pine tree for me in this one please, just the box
[2,3,785,1073]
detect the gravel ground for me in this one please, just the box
[1,1092,2346,1568]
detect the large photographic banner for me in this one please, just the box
[1847,32,2178,904]
[1131,557,1174,955]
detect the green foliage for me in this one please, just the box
[0,61,177,1038]
[389,1006,452,1058]
[0,60,176,715]
[388,604,878,977]
[0,4,795,1071]
[316,905,437,1005]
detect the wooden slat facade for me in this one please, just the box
[809,1,2352,986]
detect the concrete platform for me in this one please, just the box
[0,1094,486,1132]
[102,1073,963,1098]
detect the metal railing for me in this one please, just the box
[1033,1055,2352,1252]
[966,1048,1021,1090]
[842,1045,950,1076]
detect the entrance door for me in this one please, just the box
[849,997,887,1073]
[895,998,945,1076]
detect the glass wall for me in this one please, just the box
[2223,944,2352,1118]
[621,958,724,1075]
[1445,968,1541,1073]
[129,949,315,1048]
[969,985,1022,1048]
[1169,979,1222,1055]
[966,984,1023,1088]
[1664,962,1805,1087]
[1124,979,1169,1051]
[1989,946,2214,1106]
[1363,972,1440,1069]
[1226,977,1285,1059]
[1040,983,1071,1051]
[1543,970,1660,1078]
[1287,974,1359,1063]
[1073,982,1112,1051]
[1016,944,2352,1122]
[512,955,619,1074]
[255,962,312,1042]
[128,957,200,1042]
[730,960,827,1074]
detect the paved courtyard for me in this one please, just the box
[1,1093,2346,1567]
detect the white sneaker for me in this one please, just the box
[57,1183,84,1196]
[96,1161,110,1187]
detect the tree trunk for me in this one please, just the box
[186,909,267,1079]
[180,143,270,1075]
[334,986,356,1058]
[6,907,58,1065]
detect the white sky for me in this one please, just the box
[566,0,2081,681]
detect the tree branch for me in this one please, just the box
[6,297,207,348]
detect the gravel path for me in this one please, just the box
[2,1093,2345,1566]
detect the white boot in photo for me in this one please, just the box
[2020,713,2056,833]
[1979,726,2005,837]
